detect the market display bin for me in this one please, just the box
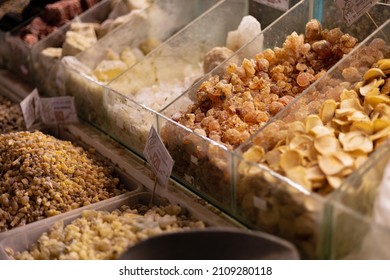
[0,125,142,241]
[327,143,390,259]
[235,18,390,260]
[2,0,105,82]
[104,0,251,156]
[233,155,326,259]
[157,0,390,259]
[0,191,241,260]
[31,0,136,97]
[62,0,220,130]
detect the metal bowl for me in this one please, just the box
[119,227,300,260]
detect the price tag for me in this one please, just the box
[143,127,174,189]
[335,0,379,26]
[20,89,41,129]
[40,96,78,125]
[252,0,289,12]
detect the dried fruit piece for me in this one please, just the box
[243,145,264,162]
[318,154,345,176]
[339,131,373,153]
[305,115,323,133]
[365,94,390,108]
[363,68,385,82]
[350,120,374,135]
[314,135,339,155]
[280,150,302,171]
[378,59,390,74]
[306,165,325,182]
[285,166,311,190]
[327,175,343,189]
[319,99,337,124]
[289,135,313,152]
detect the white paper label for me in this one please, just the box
[40,96,78,125]
[143,127,174,189]
[20,89,41,129]
[253,0,289,12]
[335,0,379,25]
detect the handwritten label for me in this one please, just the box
[143,127,174,189]
[20,89,41,129]
[40,96,78,125]
[252,0,289,12]
[335,0,379,25]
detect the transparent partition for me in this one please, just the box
[159,113,235,208]
[31,0,126,97]
[105,0,250,155]
[156,1,390,259]
[63,0,220,128]
[327,143,390,259]
[2,0,104,82]
[158,0,388,222]
[104,91,158,156]
[233,154,326,259]
[236,19,390,259]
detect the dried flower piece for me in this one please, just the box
[339,131,373,153]
[314,135,339,155]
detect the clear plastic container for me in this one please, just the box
[157,0,390,259]
[235,18,390,259]
[0,191,240,260]
[3,0,106,82]
[62,0,221,129]
[104,0,250,156]
[31,0,121,97]
[233,156,326,259]
[326,142,390,259]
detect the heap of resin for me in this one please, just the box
[174,19,358,150]
[7,203,205,259]
[0,131,126,231]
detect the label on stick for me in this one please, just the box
[143,127,174,190]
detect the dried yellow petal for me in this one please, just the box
[369,126,390,142]
[339,98,364,111]
[363,68,385,82]
[289,135,313,154]
[318,155,345,175]
[285,166,311,190]
[359,79,378,96]
[373,118,390,133]
[288,121,306,135]
[365,94,390,108]
[341,89,359,101]
[305,115,323,133]
[319,99,338,124]
[350,120,374,135]
[309,125,334,137]
[280,150,302,171]
[333,151,354,167]
[264,149,281,169]
[327,175,343,189]
[314,134,339,155]
[339,131,373,153]
[378,59,390,73]
[306,165,325,182]
[243,145,265,162]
